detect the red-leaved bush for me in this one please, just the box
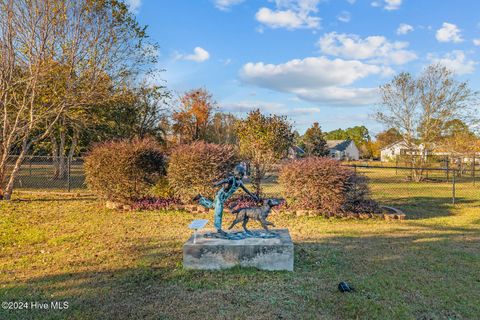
[84,138,166,203]
[279,157,378,215]
[167,141,237,202]
[225,194,259,212]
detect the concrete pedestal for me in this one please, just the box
[183,229,294,271]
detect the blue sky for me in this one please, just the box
[128,0,480,134]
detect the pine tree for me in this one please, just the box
[302,123,329,156]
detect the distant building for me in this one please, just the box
[327,140,359,160]
[380,141,427,162]
[287,145,306,159]
[381,140,480,163]
[381,141,409,162]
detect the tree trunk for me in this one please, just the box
[51,134,60,179]
[0,153,9,199]
[68,131,78,163]
[252,162,263,196]
[57,128,67,180]
[3,140,30,200]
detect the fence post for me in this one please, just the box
[473,154,476,186]
[67,157,71,192]
[452,170,456,205]
[446,158,449,181]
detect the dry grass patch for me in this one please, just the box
[0,191,479,319]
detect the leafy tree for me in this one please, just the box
[123,84,171,142]
[439,119,479,155]
[172,88,216,144]
[302,123,329,156]
[236,109,294,195]
[74,84,169,152]
[375,64,477,181]
[0,0,156,199]
[375,128,403,149]
[207,113,238,145]
[292,130,302,147]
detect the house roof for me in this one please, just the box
[380,140,405,151]
[326,140,352,151]
[380,140,423,151]
[290,145,305,154]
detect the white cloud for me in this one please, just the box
[371,0,402,10]
[255,0,321,30]
[473,39,480,46]
[213,0,244,11]
[428,50,476,75]
[384,0,402,10]
[337,11,351,23]
[220,100,321,116]
[293,107,322,115]
[240,56,391,105]
[436,22,463,43]
[221,101,287,113]
[126,0,141,13]
[176,47,210,62]
[296,87,379,105]
[346,0,356,4]
[221,58,232,65]
[318,32,417,65]
[397,23,414,35]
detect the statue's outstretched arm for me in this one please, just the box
[240,182,259,201]
[213,178,228,187]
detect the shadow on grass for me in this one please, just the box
[2,223,479,320]
[376,196,478,219]
[10,196,96,203]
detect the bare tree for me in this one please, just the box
[0,0,156,199]
[376,64,477,181]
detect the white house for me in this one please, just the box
[381,140,480,163]
[380,141,427,162]
[381,141,407,162]
[327,140,360,160]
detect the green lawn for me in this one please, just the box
[1,179,479,319]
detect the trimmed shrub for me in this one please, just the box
[167,141,237,202]
[84,138,166,203]
[279,157,378,215]
[149,177,175,198]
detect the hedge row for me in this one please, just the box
[84,139,236,204]
[85,139,379,215]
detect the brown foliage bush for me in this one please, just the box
[84,138,166,203]
[279,157,378,215]
[167,141,237,202]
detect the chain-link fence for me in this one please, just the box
[244,164,479,208]
[350,165,479,207]
[5,155,86,192]
[4,156,479,208]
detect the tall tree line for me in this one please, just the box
[0,0,158,199]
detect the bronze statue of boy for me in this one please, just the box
[193,164,259,235]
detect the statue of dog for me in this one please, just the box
[228,198,281,233]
